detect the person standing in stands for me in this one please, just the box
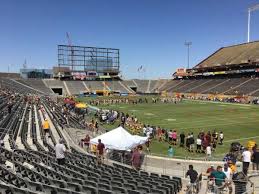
[55,138,66,165]
[252,145,259,170]
[0,139,4,148]
[185,165,198,189]
[42,119,50,138]
[7,101,13,114]
[131,147,141,170]
[223,163,233,194]
[206,165,215,181]
[83,134,90,152]
[97,139,105,164]
[242,148,251,175]
[211,166,227,192]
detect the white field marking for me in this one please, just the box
[179,120,259,130]
[239,107,251,109]
[219,105,227,107]
[169,115,256,126]
[184,99,253,107]
[224,135,259,143]
[198,103,206,104]
[119,106,125,109]
[144,112,155,116]
[129,109,138,112]
[165,118,176,121]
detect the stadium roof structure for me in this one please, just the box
[194,41,259,69]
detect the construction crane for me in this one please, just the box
[247,4,259,42]
[66,32,74,71]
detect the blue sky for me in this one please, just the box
[1,0,259,79]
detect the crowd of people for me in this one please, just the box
[184,144,259,194]
[93,105,227,159]
[89,96,181,106]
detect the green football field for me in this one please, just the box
[79,97,259,159]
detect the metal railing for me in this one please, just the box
[205,176,255,194]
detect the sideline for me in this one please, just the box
[224,135,259,143]
[183,99,254,107]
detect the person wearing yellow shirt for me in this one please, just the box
[42,119,50,136]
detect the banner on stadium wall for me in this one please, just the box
[176,68,187,76]
[213,71,226,75]
[203,72,214,76]
[227,70,240,74]
[240,69,255,73]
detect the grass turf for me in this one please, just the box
[79,97,259,159]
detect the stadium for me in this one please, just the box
[1,1,259,194]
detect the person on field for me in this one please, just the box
[180,132,185,147]
[219,131,224,145]
[189,134,195,152]
[168,146,174,157]
[196,135,202,153]
[172,130,177,145]
[206,144,212,160]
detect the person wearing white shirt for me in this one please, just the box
[242,148,251,175]
[219,131,224,145]
[142,125,147,136]
[196,137,202,153]
[223,163,233,193]
[0,139,4,147]
[55,138,66,165]
[206,145,212,160]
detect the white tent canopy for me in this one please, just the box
[90,126,148,150]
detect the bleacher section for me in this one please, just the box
[15,79,54,95]
[157,77,259,97]
[44,79,69,96]
[205,78,250,94]
[195,41,259,68]
[0,82,182,194]
[122,80,137,88]
[105,81,133,93]
[224,78,254,95]
[3,76,259,97]
[84,81,104,92]
[148,80,158,93]
[133,79,150,93]
[65,81,87,95]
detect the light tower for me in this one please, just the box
[184,41,192,69]
[247,4,259,42]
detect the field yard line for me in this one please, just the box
[224,135,259,143]
[184,99,253,107]
[170,115,256,126]
[180,120,259,129]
